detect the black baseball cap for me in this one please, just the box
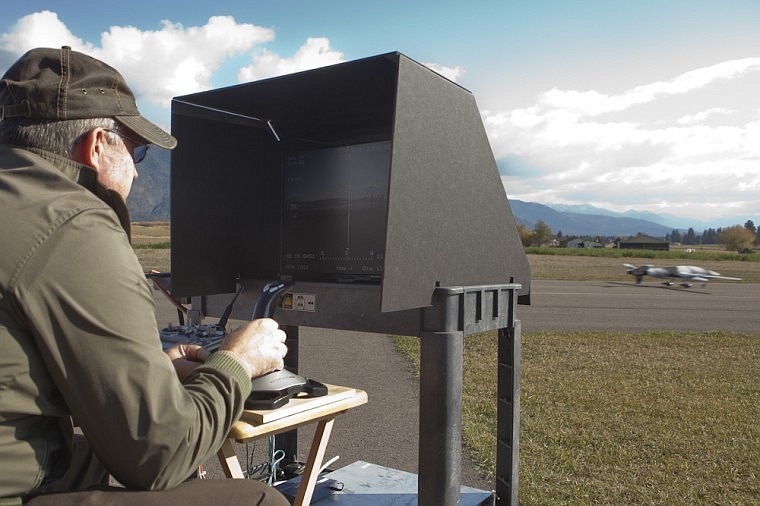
[0,46,176,149]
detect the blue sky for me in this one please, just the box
[2,1,759,226]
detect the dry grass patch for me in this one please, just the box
[134,248,170,274]
[131,222,171,273]
[131,221,170,246]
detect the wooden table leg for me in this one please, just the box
[294,417,336,506]
[217,438,246,479]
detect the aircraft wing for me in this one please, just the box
[703,275,742,281]
[670,266,742,282]
[673,273,742,282]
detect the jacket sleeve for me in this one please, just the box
[12,207,252,490]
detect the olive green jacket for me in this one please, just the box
[0,146,251,498]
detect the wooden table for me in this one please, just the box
[217,384,368,505]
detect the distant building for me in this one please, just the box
[566,239,603,249]
[618,233,669,251]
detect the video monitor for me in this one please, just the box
[281,140,391,283]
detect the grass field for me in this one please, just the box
[132,222,759,504]
[131,222,171,273]
[395,331,759,504]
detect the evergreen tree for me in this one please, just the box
[683,228,698,245]
[702,228,717,244]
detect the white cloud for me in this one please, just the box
[1,12,274,109]
[489,58,760,223]
[93,16,273,106]
[676,108,733,125]
[0,10,92,53]
[422,62,464,83]
[540,58,760,117]
[238,37,344,82]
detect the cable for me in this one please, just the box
[319,455,340,475]
[267,436,285,485]
[241,441,271,481]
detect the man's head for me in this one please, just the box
[0,46,175,149]
[0,46,176,199]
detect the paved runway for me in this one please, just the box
[153,279,758,492]
[519,280,759,333]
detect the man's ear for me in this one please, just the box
[72,128,106,170]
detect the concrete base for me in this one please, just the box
[275,460,494,505]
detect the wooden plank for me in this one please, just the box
[217,438,246,479]
[230,389,367,442]
[240,384,358,425]
[294,418,335,505]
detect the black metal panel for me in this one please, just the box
[170,54,399,297]
[174,52,398,149]
[170,114,281,296]
[383,56,530,310]
[170,52,531,309]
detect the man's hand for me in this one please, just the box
[218,318,287,378]
[166,344,210,380]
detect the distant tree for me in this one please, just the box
[717,225,755,253]
[556,230,563,239]
[756,227,760,246]
[683,228,699,245]
[745,220,756,235]
[517,224,533,247]
[668,229,682,243]
[702,228,717,244]
[533,220,553,246]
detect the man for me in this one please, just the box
[0,47,288,504]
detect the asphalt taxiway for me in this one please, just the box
[518,280,759,334]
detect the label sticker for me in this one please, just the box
[282,293,316,312]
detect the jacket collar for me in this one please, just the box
[22,147,132,240]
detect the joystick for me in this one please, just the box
[247,280,327,409]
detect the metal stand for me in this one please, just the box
[275,325,300,470]
[200,281,522,504]
[418,328,464,505]
[497,322,520,504]
[419,284,521,505]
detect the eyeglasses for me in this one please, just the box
[103,129,149,164]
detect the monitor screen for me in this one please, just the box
[281,141,391,282]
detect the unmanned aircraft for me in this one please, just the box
[623,264,742,287]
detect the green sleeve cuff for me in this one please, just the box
[204,351,252,398]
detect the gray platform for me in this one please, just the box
[275,460,494,505]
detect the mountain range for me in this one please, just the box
[508,199,673,238]
[127,148,171,221]
[127,150,711,237]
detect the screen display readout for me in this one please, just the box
[281,141,391,281]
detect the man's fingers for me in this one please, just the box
[252,317,279,331]
[192,347,211,362]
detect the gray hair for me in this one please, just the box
[0,117,120,158]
